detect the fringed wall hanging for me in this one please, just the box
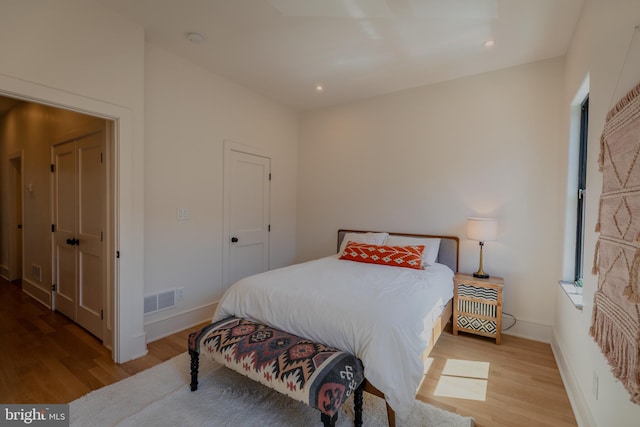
[591,25,640,405]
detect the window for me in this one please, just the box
[575,95,589,280]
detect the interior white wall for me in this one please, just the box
[297,57,565,342]
[0,0,146,362]
[554,1,640,426]
[142,44,298,341]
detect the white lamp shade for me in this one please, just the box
[467,217,498,242]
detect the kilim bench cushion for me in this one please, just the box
[188,317,365,427]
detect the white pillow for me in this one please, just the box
[338,232,389,255]
[384,235,441,267]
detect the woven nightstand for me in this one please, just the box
[453,273,504,344]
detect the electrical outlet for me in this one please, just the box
[176,287,184,301]
[31,264,42,282]
[592,371,599,400]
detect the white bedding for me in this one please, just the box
[213,255,454,418]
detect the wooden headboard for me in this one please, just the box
[337,229,459,272]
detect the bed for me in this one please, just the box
[213,229,458,425]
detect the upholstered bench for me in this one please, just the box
[188,317,365,427]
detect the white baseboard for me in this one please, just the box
[144,302,217,344]
[21,279,51,308]
[122,332,149,363]
[502,318,552,343]
[551,329,596,427]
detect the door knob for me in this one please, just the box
[66,238,74,245]
[231,237,239,243]
[74,238,80,246]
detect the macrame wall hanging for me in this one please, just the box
[591,25,640,405]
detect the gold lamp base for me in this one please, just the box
[474,241,490,279]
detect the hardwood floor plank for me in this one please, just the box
[87,364,128,387]
[91,357,131,383]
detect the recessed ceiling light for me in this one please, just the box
[483,40,495,47]
[186,32,205,44]
[315,84,324,92]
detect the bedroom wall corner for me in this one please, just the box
[554,1,640,426]
[551,315,597,427]
[142,43,298,341]
[296,57,566,340]
[502,320,552,344]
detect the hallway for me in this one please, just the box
[0,278,194,403]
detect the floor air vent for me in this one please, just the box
[144,289,176,315]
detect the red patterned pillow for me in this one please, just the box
[339,242,425,270]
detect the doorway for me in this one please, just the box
[8,152,23,282]
[0,71,144,362]
[1,96,114,349]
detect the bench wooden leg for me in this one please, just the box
[362,380,395,427]
[189,350,199,391]
[320,412,337,427]
[385,402,396,427]
[354,382,364,427]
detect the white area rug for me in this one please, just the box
[70,353,474,427]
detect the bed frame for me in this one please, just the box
[337,229,459,427]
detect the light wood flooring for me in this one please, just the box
[0,278,201,403]
[0,278,577,426]
[417,329,577,427]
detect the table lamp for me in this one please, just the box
[467,217,498,278]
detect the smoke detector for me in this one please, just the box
[186,32,205,44]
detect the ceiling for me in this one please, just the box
[102,0,583,110]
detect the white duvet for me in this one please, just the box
[213,255,454,418]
